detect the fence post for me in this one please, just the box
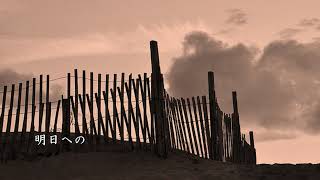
[249,131,257,164]
[232,91,241,163]
[62,98,71,152]
[150,40,168,158]
[208,71,218,160]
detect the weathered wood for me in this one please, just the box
[62,98,71,152]
[127,75,133,146]
[38,74,43,133]
[78,95,89,136]
[177,99,190,154]
[110,88,122,143]
[0,86,7,142]
[86,94,98,136]
[94,93,107,141]
[70,96,80,136]
[124,82,140,148]
[112,74,117,142]
[3,84,15,151]
[197,96,208,159]
[132,78,144,149]
[20,82,29,148]
[186,98,199,156]
[116,86,133,150]
[102,91,113,143]
[150,40,167,158]
[166,95,175,150]
[98,74,102,137]
[74,70,80,136]
[181,98,195,155]
[208,71,217,160]
[90,72,94,139]
[232,91,241,163]
[105,74,110,141]
[202,96,212,159]
[192,97,204,158]
[13,83,23,145]
[45,75,50,135]
[27,78,36,153]
[120,73,125,143]
[170,97,183,151]
[53,100,61,134]
[140,74,151,146]
[82,70,87,136]
[146,77,155,149]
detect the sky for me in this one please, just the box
[1,0,320,164]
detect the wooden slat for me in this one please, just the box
[102,90,113,143]
[182,98,195,155]
[0,86,7,142]
[3,84,15,152]
[90,72,94,139]
[124,82,140,148]
[62,98,71,152]
[94,93,107,141]
[146,77,155,148]
[112,74,117,142]
[170,97,183,151]
[116,86,133,150]
[70,96,80,136]
[53,100,61,134]
[138,74,148,149]
[98,74,102,137]
[192,97,204,158]
[132,78,145,148]
[45,75,50,135]
[202,96,212,159]
[39,75,43,132]
[86,94,98,136]
[120,73,125,143]
[166,94,176,150]
[13,83,23,144]
[197,96,208,159]
[74,69,80,135]
[82,70,86,136]
[20,82,29,148]
[104,74,110,141]
[110,88,122,143]
[78,95,89,136]
[177,99,190,154]
[187,98,199,156]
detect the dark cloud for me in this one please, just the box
[167,31,320,139]
[298,18,320,27]
[278,28,302,39]
[225,9,247,25]
[0,69,63,107]
[255,131,297,142]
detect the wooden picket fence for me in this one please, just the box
[0,40,256,164]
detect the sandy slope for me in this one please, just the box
[0,151,319,180]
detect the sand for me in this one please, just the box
[0,150,319,180]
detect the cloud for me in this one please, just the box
[278,28,302,39]
[167,31,320,139]
[298,18,320,27]
[225,9,247,26]
[0,69,63,107]
[255,131,297,142]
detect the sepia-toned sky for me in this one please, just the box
[1,0,320,164]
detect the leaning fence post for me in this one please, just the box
[150,40,168,158]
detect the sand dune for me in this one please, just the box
[0,151,319,180]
